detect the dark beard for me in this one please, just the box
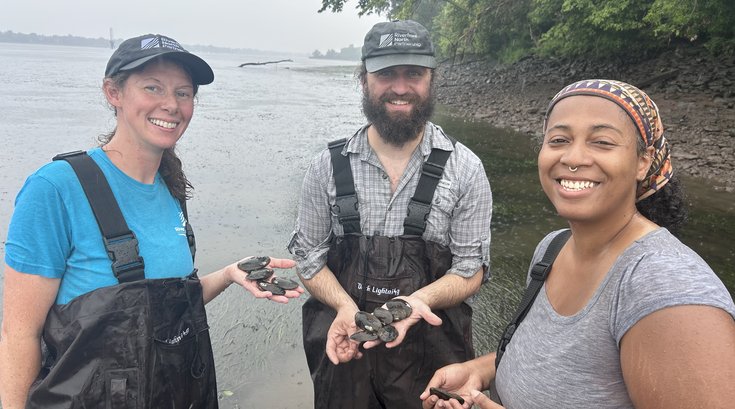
[361,88,435,147]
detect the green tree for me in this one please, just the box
[319,0,406,16]
[318,0,735,60]
[529,0,655,57]
[644,0,735,54]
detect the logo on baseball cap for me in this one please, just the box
[362,20,436,73]
[105,34,214,85]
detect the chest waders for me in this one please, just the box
[302,138,475,409]
[26,151,218,409]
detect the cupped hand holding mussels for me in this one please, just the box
[350,299,413,343]
[237,256,301,296]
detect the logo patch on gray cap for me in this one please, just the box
[379,34,394,48]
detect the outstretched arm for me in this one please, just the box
[621,305,735,409]
[0,267,60,409]
[200,257,302,304]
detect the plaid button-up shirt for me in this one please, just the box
[288,122,492,280]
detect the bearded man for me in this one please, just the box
[288,20,492,409]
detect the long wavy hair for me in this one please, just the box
[100,56,198,201]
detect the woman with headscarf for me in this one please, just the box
[420,79,735,409]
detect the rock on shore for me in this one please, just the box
[435,44,735,191]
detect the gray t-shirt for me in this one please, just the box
[495,228,735,409]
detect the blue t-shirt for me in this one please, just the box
[5,148,194,304]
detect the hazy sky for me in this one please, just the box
[1,0,386,53]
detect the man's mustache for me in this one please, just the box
[378,92,420,105]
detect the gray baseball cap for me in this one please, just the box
[105,34,214,85]
[361,20,436,73]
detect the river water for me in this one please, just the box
[1,43,733,408]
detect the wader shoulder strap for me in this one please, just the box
[180,200,196,262]
[495,229,571,368]
[54,151,146,282]
[328,138,361,234]
[54,151,197,274]
[403,135,457,236]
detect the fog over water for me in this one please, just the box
[0,0,385,53]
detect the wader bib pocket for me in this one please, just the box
[328,235,432,309]
[148,277,216,407]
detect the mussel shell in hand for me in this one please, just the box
[246,268,274,281]
[385,299,412,321]
[377,325,398,342]
[237,256,271,272]
[372,308,394,325]
[350,330,378,342]
[271,277,299,290]
[257,281,286,296]
[429,387,465,405]
[354,311,383,332]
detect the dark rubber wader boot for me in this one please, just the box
[302,138,475,409]
[26,152,218,408]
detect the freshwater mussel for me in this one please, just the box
[355,311,382,332]
[376,325,398,342]
[271,277,300,290]
[385,299,412,321]
[257,281,286,296]
[237,256,299,294]
[349,299,413,343]
[237,256,270,272]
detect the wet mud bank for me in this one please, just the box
[435,44,735,191]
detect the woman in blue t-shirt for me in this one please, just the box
[420,80,735,409]
[0,34,303,408]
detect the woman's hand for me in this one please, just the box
[420,354,497,409]
[228,256,303,304]
[420,361,477,408]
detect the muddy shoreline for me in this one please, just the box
[434,44,735,191]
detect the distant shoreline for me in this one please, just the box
[0,30,298,56]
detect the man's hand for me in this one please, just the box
[363,295,442,349]
[326,305,362,364]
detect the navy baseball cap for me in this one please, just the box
[105,34,214,85]
[361,20,436,73]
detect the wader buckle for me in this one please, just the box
[333,194,359,223]
[104,232,145,282]
[404,201,432,232]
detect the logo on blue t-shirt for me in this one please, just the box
[175,211,187,236]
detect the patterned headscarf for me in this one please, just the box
[543,79,673,201]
